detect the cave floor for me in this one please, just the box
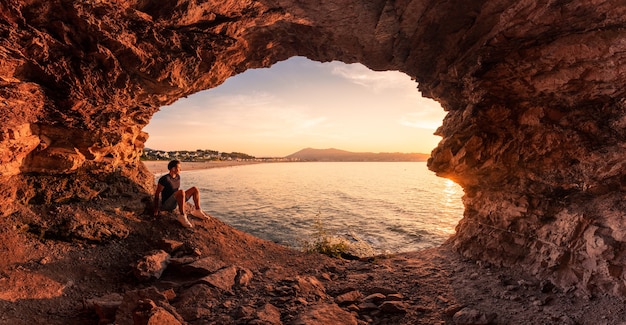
[1,199,625,325]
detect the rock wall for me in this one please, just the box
[425,1,626,295]
[1,0,625,295]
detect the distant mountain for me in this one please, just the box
[285,148,429,162]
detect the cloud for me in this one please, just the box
[145,57,447,155]
[330,63,413,93]
[178,92,332,138]
[399,111,444,130]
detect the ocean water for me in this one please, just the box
[171,162,464,255]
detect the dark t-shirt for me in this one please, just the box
[158,174,180,203]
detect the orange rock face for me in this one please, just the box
[1,0,626,295]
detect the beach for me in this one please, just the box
[143,160,264,174]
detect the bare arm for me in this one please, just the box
[153,183,164,216]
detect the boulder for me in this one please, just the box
[379,301,408,314]
[196,266,239,292]
[253,303,282,325]
[115,287,184,325]
[292,303,357,325]
[335,290,363,305]
[132,250,171,281]
[132,300,181,325]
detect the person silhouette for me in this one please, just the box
[153,160,209,228]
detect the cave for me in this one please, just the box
[1,0,626,298]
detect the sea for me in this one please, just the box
[166,162,464,256]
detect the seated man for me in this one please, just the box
[153,160,210,228]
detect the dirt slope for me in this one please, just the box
[1,196,625,324]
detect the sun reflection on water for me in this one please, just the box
[443,179,461,201]
[436,178,464,235]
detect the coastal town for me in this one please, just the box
[141,147,429,163]
[141,148,296,162]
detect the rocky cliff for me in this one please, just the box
[1,0,626,296]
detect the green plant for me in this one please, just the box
[301,213,353,258]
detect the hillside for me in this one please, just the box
[286,148,430,162]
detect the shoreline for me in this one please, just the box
[142,160,265,174]
[142,160,426,175]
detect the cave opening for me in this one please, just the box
[142,56,463,255]
[2,3,626,323]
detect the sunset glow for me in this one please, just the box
[144,57,446,157]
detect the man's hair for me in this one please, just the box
[167,160,180,171]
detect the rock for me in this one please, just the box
[253,303,282,325]
[88,293,124,324]
[379,301,408,314]
[161,289,176,301]
[132,300,181,325]
[294,276,327,301]
[175,306,212,321]
[444,305,465,317]
[158,239,184,253]
[452,307,496,325]
[369,287,397,295]
[194,265,253,291]
[235,267,254,288]
[292,303,358,325]
[175,257,227,276]
[357,302,378,311]
[196,266,239,292]
[132,250,171,281]
[363,293,386,304]
[172,284,218,319]
[386,293,404,301]
[235,305,255,320]
[168,257,197,267]
[335,290,362,305]
[116,287,184,325]
[347,304,359,312]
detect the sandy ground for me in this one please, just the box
[142,160,264,174]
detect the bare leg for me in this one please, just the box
[185,186,201,210]
[186,186,209,220]
[174,189,186,214]
[173,189,193,228]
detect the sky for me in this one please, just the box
[143,56,447,157]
